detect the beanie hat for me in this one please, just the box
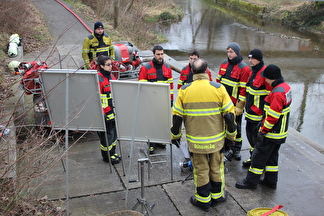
[261,64,282,80]
[227,42,241,55]
[248,49,263,61]
[94,21,104,30]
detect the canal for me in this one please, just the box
[161,0,324,147]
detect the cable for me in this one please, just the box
[55,0,93,33]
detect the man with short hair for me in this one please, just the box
[138,45,174,154]
[242,49,272,167]
[216,42,251,161]
[82,21,115,69]
[178,50,212,89]
[236,64,292,189]
[171,58,236,212]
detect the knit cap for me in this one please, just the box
[261,64,282,80]
[227,42,241,55]
[94,21,104,30]
[248,49,263,61]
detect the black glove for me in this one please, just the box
[171,139,180,148]
[171,100,174,107]
[224,113,237,133]
[257,131,265,143]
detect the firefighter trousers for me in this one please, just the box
[191,152,226,207]
[245,120,260,157]
[246,139,281,185]
[97,120,117,160]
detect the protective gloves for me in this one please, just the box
[234,100,245,116]
[224,113,237,133]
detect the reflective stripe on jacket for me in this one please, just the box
[173,73,236,154]
[245,65,272,122]
[98,72,116,121]
[216,60,250,104]
[138,61,174,100]
[82,33,114,68]
[261,79,292,142]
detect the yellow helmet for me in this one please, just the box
[8,60,20,73]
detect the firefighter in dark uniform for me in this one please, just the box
[178,50,212,89]
[171,58,237,212]
[82,21,115,69]
[97,55,121,164]
[236,64,292,189]
[216,42,251,161]
[243,49,272,167]
[138,45,174,154]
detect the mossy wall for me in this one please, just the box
[213,0,265,16]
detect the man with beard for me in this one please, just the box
[216,42,251,161]
[82,21,115,69]
[138,45,174,154]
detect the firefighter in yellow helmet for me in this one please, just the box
[82,21,115,69]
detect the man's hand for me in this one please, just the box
[234,107,243,116]
[171,139,181,148]
[257,131,266,143]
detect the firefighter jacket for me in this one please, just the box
[172,73,236,154]
[138,59,174,101]
[245,62,272,122]
[82,32,114,69]
[98,71,116,122]
[178,64,212,89]
[260,77,292,143]
[216,56,250,105]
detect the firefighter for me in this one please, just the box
[236,64,292,189]
[178,50,212,89]
[243,49,272,167]
[171,59,236,212]
[97,55,121,164]
[138,45,174,154]
[82,21,114,69]
[216,42,251,161]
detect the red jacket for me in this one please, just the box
[245,65,272,122]
[98,72,116,121]
[178,64,212,89]
[138,60,174,101]
[261,78,292,142]
[216,60,250,104]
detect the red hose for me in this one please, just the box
[55,0,93,33]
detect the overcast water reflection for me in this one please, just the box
[161,0,324,147]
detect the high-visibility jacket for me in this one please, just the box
[98,72,116,121]
[260,78,292,142]
[178,64,212,89]
[173,73,236,154]
[245,65,272,122]
[82,33,114,68]
[216,59,250,105]
[138,60,174,101]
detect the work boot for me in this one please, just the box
[110,155,120,164]
[235,179,257,189]
[149,146,155,154]
[113,153,122,160]
[259,179,277,189]
[233,150,241,161]
[242,158,251,168]
[211,190,228,207]
[189,196,210,212]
